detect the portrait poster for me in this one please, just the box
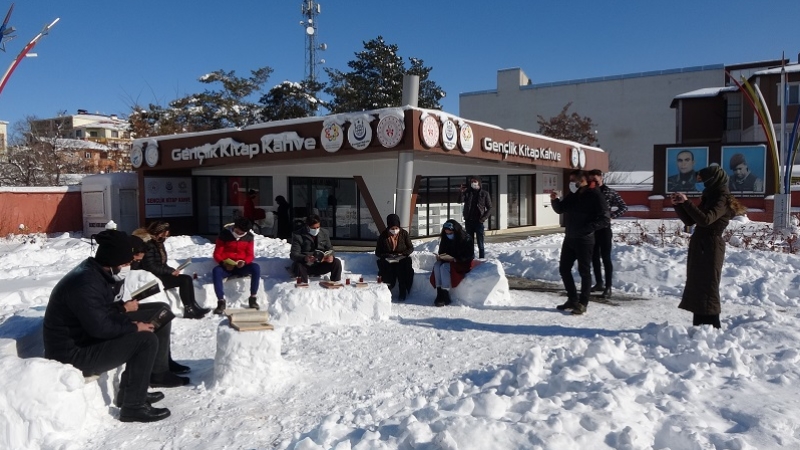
[665,147,708,193]
[721,145,766,194]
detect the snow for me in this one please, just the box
[1,221,800,449]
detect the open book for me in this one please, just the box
[147,304,175,331]
[176,258,192,272]
[385,254,406,263]
[307,250,333,265]
[226,308,273,332]
[130,279,161,301]
[221,258,238,268]
[438,253,455,262]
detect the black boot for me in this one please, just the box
[192,301,210,315]
[602,286,612,299]
[183,304,207,320]
[119,403,171,423]
[213,299,226,315]
[434,288,445,307]
[115,390,165,408]
[248,296,260,310]
[591,283,604,292]
[169,359,191,374]
[150,371,190,388]
[557,298,579,311]
[442,289,451,306]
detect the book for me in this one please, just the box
[320,281,343,289]
[176,258,192,272]
[221,258,238,268]
[226,309,273,332]
[129,279,161,301]
[314,249,334,260]
[147,304,175,331]
[438,253,455,262]
[385,254,406,263]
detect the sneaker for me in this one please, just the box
[556,300,578,311]
[213,300,226,315]
[572,303,587,315]
[591,283,604,292]
[248,296,260,310]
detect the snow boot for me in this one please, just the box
[169,359,191,375]
[442,289,451,306]
[556,298,579,311]
[591,283,604,292]
[183,304,207,320]
[571,303,587,315]
[248,296,260,310]
[434,288,445,307]
[602,286,612,299]
[213,300,226,315]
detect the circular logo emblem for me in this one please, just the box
[145,140,160,167]
[376,115,404,148]
[458,123,474,153]
[420,116,439,148]
[347,117,372,150]
[165,181,173,192]
[147,180,159,195]
[321,122,344,153]
[570,148,580,168]
[441,119,457,151]
[130,141,144,168]
[578,148,587,169]
[178,181,188,191]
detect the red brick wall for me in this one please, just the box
[0,189,83,235]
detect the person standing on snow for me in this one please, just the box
[459,176,492,259]
[587,169,628,299]
[670,165,745,328]
[551,170,610,315]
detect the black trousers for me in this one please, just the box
[592,227,613,287]
[127,302,171,374]
[693,314,721,329]
[68,331,158,407]
[376,257,414,295]
[158,273,196,307]
[292,258,343,282]
[559,235,595,305]
[465,219,485,258]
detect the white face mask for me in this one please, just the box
[389,228,400,235]
[568,182,579,193]
[471,182,480,190]
[113,265,131,282]
[308,227,320,236]
[233,230,247,239]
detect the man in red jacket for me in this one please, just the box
[212,218,261,314]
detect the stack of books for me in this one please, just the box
[225,309,273,332]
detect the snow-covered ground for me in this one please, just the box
[2,219,800,450]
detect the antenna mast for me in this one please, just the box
[300,1,326,82]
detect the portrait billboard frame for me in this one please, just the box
[665,147,708,193]
[721,145,766,194]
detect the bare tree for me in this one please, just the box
[536,102,598,146]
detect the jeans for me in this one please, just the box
[212,263,261,300]
[559,234,595,305]
[432,261,452,288]
[465,220,485,258]
[292,258,343,282]
[592,227,613,287]
[67,331,158,407]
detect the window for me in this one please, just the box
[288,177,376,240]
[726,93,742,131]
[412,175,497,237]
[507,175,534,227]
[111,130,119,138]
[75,130,83,138]
[195,176,274,234]
[89,131,98,137]
[777,83,800,105]
[84,152,91,159]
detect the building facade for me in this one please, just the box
[131,108,607,240]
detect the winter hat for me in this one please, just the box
[386,214,401,228]
[129,235,147,254]
[442,221,455,230]
[729,153,747,170]
[698,165,728,190]
[94,230,134,267]
[234,217,252,232]
[146,221,169,236]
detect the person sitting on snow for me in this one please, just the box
[43,229,172,423]
[289,214,342,283]
[430,219,475,307]
[211,217,262,315]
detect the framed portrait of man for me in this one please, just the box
[666,147,708,193]
[721,145,766,193]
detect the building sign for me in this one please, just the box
[376,115,404,148]
[481,137,562,163]
[441,119,457,150]
[170,132,316,165]
[321,122,344,153]
[145,177,193,218]
[542,173,558,193]
[347,115,373,150]
[459,123,474,153]
[420,115,439,148]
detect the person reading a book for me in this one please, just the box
[375,214,414,301]
[290,214,342,283]
[430,219,475,307]
[43,229,172,423]
[140,221,209,319]
[211,218,262,315]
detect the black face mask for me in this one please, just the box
[156,236,166,243]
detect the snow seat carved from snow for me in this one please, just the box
[266,280,392,326]
[213,321,285,396]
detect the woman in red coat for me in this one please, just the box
[212,218,261,314]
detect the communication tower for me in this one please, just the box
[299,1,326,82]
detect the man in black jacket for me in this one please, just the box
[550,170,610,315]
[290,214,343,283]
[459,176,492,259]
[43,230,171,423]
[587,169,628,299]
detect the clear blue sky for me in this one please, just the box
[0,0,797,131]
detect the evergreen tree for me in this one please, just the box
[536,102,598,146]
[259,77,325,121]
[324,36,445,113]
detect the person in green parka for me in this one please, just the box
[670,165,746,328]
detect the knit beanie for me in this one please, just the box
[94,230,134,267]
[147,221,170,236]
[729,153,746,170]
[386,214,401,228]
[129,234,147,254]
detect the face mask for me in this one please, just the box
[308,227,320,236]
[471,182,480,190]
[112,265,130,282]
[568,182,579,193]
[233,230,247,239]
[695,182,705,192]
[445,233,455,240]
[389,228,399,235]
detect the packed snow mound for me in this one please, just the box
[287,311,800,449]
[267,281,392,326]
[214,322,289,396]
[450,260,511,307]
